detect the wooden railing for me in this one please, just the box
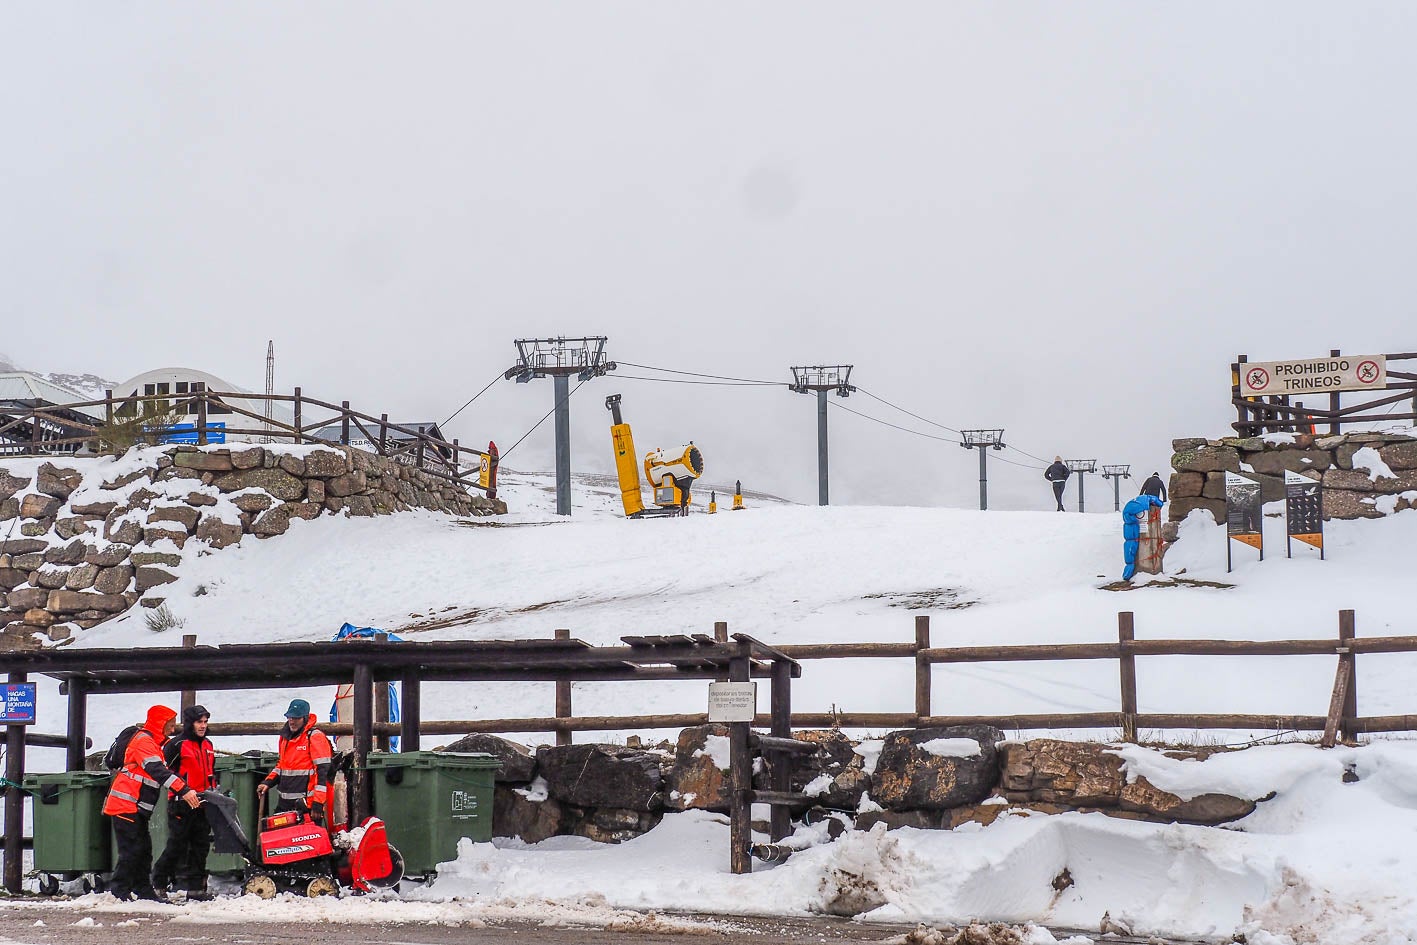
[0,389,496,495]
[201,610,1403,748]
[1232,349,1417,435]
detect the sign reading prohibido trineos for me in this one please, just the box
[1240,355,1386,397]
[1224,471,1263,572]
[1284,469,1324,559]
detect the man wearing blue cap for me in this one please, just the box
[257,699,333,825]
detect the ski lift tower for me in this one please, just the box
[505,337,616,516]
[1066,459,1098,513]
[1101,464,1131,512]
[960,429,1006,511]
[789,365,855,506]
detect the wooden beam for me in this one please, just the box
[769,659,792,842]
[400,670,420,753]
[4,672,26,894]
[352,663,372,825]
[914,615,931,722]
[1339,610,1357,745]
[66,677,88,772]
[1321,659,1351,749]
[728,652,752,876]
[555,629,572,747]
[1118,612,1138,743]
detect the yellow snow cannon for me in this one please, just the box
[644,443,704,514]
[605,394,703,518]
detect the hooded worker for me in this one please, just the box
[102,705,200,902]
[257,699,333,825]
[151,704,217,900]
[1122,493,1166,580]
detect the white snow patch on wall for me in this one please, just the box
[919,737,981,759]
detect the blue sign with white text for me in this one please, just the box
[1,684,36,725]
[159,422,227,445]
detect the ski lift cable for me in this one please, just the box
[616,361,786,386]
[827,399,963,445]
[853,386,964,436]
[440,369,507,429]
[613,374,782,387]
[498,378,590,460]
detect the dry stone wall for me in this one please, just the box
[1165,431,1417,531]
[443,726,1260,847]
[0,444,505,646]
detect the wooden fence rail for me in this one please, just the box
[189,610,1406,749]
[0,389,497,496]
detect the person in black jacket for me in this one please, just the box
[151,705,217,900]
[1140,472,1168,502]
[1044,457,1070,511]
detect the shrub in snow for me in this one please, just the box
[144,603,184,633]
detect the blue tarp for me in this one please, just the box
[330,623,402,751]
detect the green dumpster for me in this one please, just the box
[24,772,112,882]
[208,752,277,874]
[367,751,499,878]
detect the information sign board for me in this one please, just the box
[1285,469,1324,557]
[707,682,756,723]
[0,683,36,725]
[1240,355,1386,397]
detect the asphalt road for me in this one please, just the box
[0,902,1212,945]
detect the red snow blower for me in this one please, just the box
[222,804,405,898]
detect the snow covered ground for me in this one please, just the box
[11,455,1417,943]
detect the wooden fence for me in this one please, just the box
[202,611,1416,749]
[0,389,496,495]
[1232,349,1417,434]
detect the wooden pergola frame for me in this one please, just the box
[0,634,800,891]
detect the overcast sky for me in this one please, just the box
[4,4,1415,510]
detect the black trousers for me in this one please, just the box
[152,804,211,892]
[1052,481,1066,510]
[109,813,154,899]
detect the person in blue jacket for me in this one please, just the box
[1121,493,1166,580]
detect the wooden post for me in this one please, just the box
[293,387,303,444]
[1236,355,1249,432]
[1118,612,1138,743]
[180,634,197,714]
[452,439,459,476]
[1329,349,1341,434]
[416,427,426,470]
[196,394,208,446]
[379,414,388,455]
[341,401,351,446]
[66,677,88,772]
[104,389,114,426]
[714,621,728,643]
[914,615,931,722]
[769,659,793,842]
[400,670,420,753]
[374,632,390,752]
[4,672,26,894]
[352,663,373,825]
[555,628,572,746]
[728,649,752,875]
[1339,610,1357,744]
[1322,660,1352,749]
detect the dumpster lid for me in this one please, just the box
[364,750,499,769]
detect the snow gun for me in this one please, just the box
[606,394,703,517]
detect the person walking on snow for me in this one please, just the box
[1140,471,1168,502]
[257,699,333,825]
[103,705,201,902]
[1044,457,1070,511]
[1122,493,1166,581]
[152,705,217,900]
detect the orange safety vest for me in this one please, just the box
[265,715,332,806]
[103,728,188,817]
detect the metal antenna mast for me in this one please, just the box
[263,340,275,443]
[505,337,615,516]
[1101,464,1131,512]
[1066,459,1098,512]
[960,430,1006,510]
[788,365,855,506]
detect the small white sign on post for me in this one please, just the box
[707,682,756,723]
[1240,355,1386,397]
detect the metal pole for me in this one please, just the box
[977,446,988,511]
[553,374,572,516]
[1078,472,1086,513]
[817,389,829,506]
[4,672,26,893]
[1113,475,1121,512]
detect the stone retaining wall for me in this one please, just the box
[442,726,1259,847]
[1165,431,1417,529]
[0,444,505,645]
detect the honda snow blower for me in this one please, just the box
[204,792,405,898]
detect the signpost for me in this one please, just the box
[707,682,756,723]
[1240,355,1386,398]
[1224,471,1263,572]
[0,683,35,725]
[1285,470,1325,559]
